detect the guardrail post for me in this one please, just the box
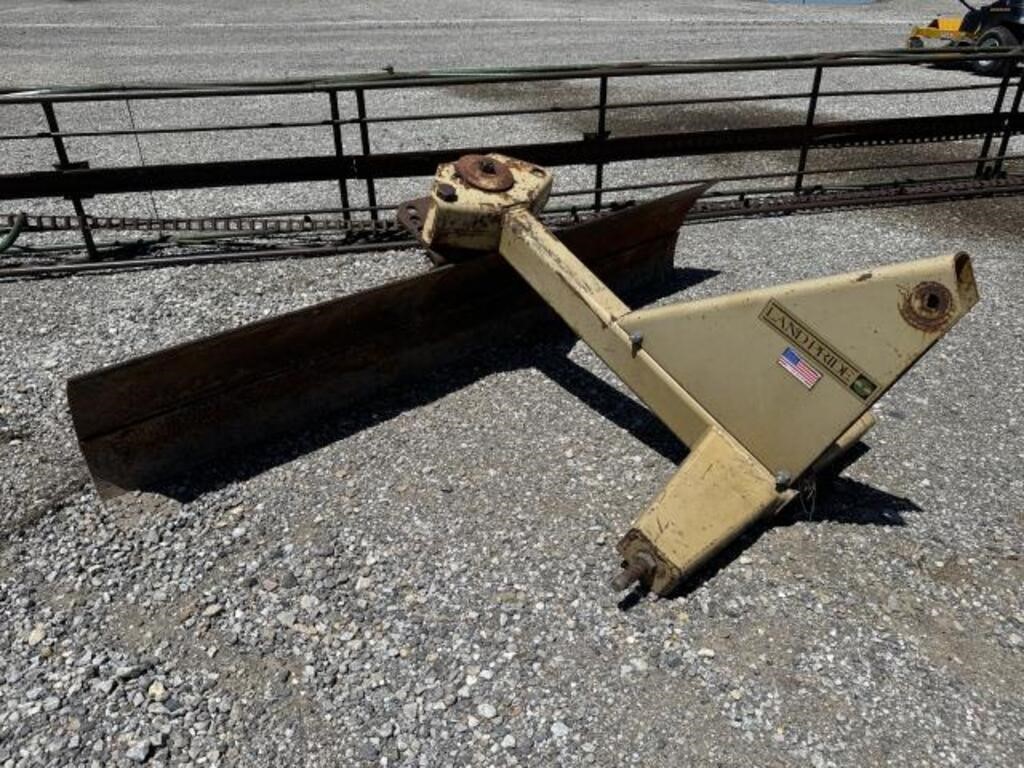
[794,65,822,194]
[41,102,99,259]
[594,76,609,212]
[975,65,1012,179]
[990,69,1024,179]
[328,90,352,222]
[354,88,378,222]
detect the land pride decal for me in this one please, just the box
[759,300,878,400]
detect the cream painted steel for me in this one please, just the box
[424,154,980,596]
[622,427,797,595]
[421,154,552,253]
[619,255,979,479]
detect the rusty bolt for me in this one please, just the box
[628,332,643,356]
[610,552,655,592]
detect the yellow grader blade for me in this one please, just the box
[420,154,979,595]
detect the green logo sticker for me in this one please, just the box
[850,375,877,400]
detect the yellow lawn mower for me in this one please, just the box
[908,0,1023,74]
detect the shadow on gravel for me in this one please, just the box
[785,476,921,528]
[153,266,717,502]
[451,78,1020,243]
[534,355,686,464]
[617,449,921,608]
[449,78,977,175]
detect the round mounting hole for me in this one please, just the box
[900,281,953,331]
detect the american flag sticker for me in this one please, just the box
[778,346,822,390]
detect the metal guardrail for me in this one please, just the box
[1,47,1023,271]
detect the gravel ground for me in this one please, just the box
[2,1,1023,767]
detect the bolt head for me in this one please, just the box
[436,183,458,203]
[774,470,792,490]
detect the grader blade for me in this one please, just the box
[419,153,979,595]
[67,185,705,498]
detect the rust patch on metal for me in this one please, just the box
[615,528,680,595]
[396,198,428,239]
[453,154,514,192]
[900,280,954,332]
